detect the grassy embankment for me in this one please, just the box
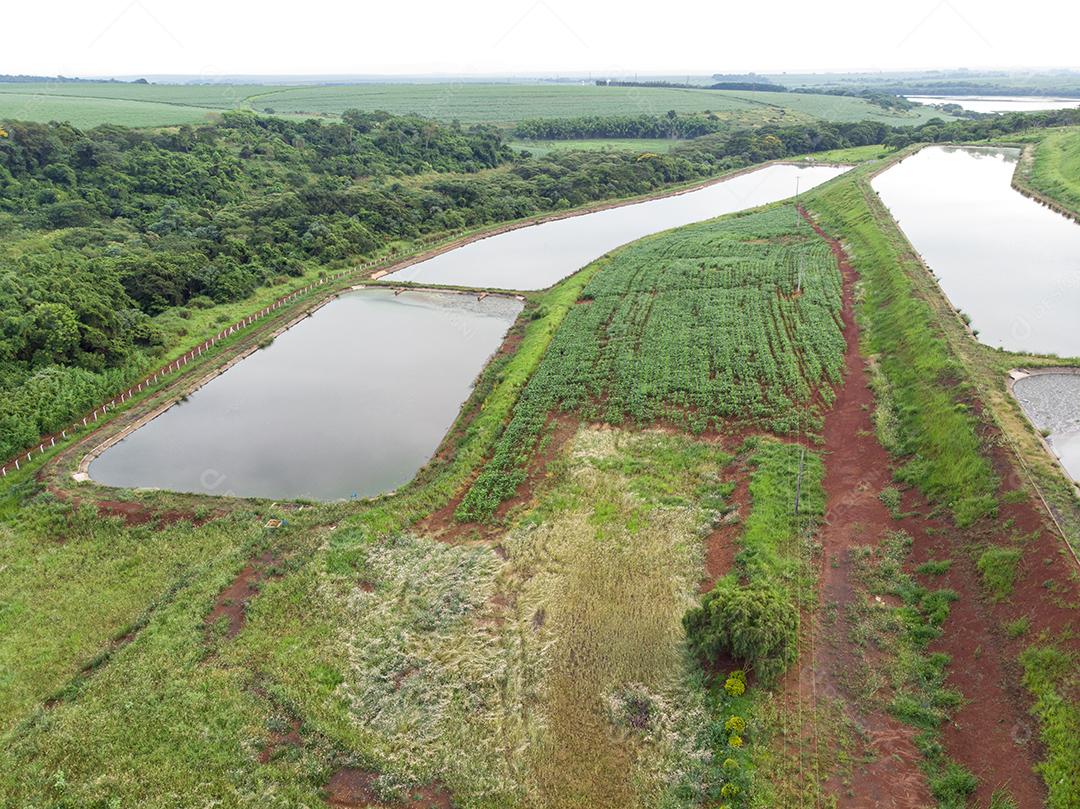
[1014,126,1080,220]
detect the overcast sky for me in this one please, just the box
[8,0,1080,78]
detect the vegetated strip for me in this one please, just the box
[802,169,998,526]
[804,165,1080,807]
[1011,126,1080,223]
[683,439,826,807]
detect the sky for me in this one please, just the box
[7,0,1080,79]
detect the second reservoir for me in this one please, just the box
[386,163,849,290]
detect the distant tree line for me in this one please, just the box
[517,107,1080,151]
[845,81,1080,98]
[0,74,145,84]
[515,112,732,140]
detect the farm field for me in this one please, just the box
[1,93,1080,809]
[507,137,684,156]
[0,91,222,128]
[0,80,959,129]
[456,205,846,521]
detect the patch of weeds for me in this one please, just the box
[999,488,1029,505]
[976,546,1022,601]
[989,788,1018,809]
[928,761,978,808]
[878,486,902,519]
[916,559,952,576]
[1019,642,1080,809]
[1004,616,1031,638]
[848,531,976,801]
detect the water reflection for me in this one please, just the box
[386,164,849,290]
[90,290,522,500]
[873,145,1080,358]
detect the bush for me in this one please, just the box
[684,579,798,687]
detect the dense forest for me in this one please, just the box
[2,105,1079,461]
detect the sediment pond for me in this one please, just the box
[1012,371,1080,483]
[385,163,848,289]
[873,145,1080,358]
[89,289,522,500]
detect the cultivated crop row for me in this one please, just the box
[456,206,845,521]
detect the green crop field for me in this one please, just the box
[247,83,957,126]
[456,204,846,521]
[0,91,220,128]
[507,137,684,156]
[0,80,957,130]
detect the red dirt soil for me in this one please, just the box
[700,473,749,593]
[205,550,282,638]
[798,208,934,807]
[325,769,452,809]
[48,485,213,529]
[804,208,1079,807]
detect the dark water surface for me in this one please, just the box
[90,290,522,500]
[386,163,849,290]
[873,146,1080,358]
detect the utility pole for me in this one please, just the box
[794,444,805,516]
[794,176,800,227]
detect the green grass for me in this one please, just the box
[737,438,824,594]
[1024,126,1080,217]
[0,498,264,729]
[507,137,683,157]
[457,204,847,521]
[975,546,1023,600]
[1018,644,1080,809]
[795,143,896,163]
[803,171,999,526]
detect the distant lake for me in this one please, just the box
[89,290,522,500]
[906,95,1080,113]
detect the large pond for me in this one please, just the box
[907,96,1080,113]
[385,163,849,290]
[89,289,522,500]
[1012,372,1080,483]
[872,145,1080,358]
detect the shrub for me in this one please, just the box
[684,579,798,687]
